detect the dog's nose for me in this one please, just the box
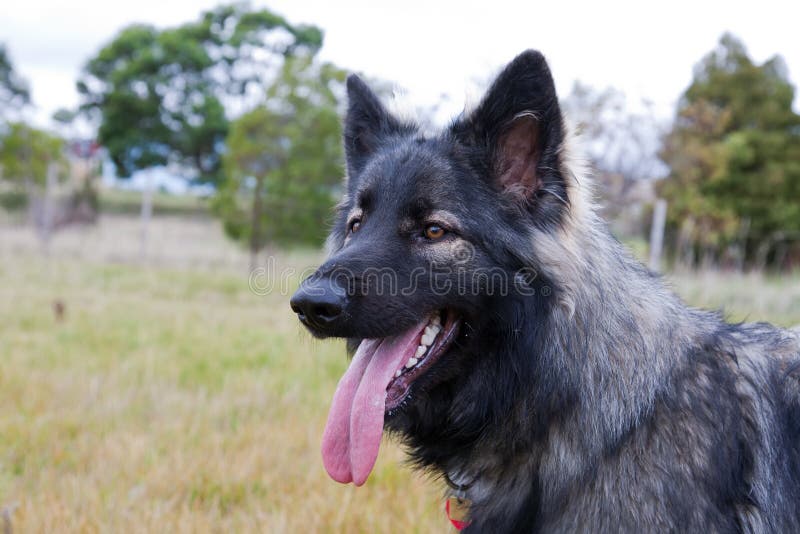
[290,277,346,329]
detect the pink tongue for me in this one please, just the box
[321,324,424,486]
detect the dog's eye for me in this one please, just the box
[349,218,362,234]
[424,224,446,240]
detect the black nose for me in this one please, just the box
[290,276,346,330]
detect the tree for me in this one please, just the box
[0,122,64,187]
[563,82,665,182]
[0,44,30,118]
[77,2,323,183]
[562,82,665,237]
[0,122,67,235]
[215,55,345,265]
[76,3,324,260]
[658,34,800,268]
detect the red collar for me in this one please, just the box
[444,473,475,530]
[446,496,472,530]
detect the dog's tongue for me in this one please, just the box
[321,324,424,486]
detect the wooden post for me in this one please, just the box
[139,171,154,262]
[649,199,667,272]
[249,174,265,272]
[40,162,59,254]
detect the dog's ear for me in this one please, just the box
[451,50,567,214]
[344,75,413,178]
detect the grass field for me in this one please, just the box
[1,214,798,533]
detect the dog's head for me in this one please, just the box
[290,50,574,485]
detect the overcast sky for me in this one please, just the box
[3,0,799,130]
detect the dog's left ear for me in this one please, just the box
[451,50,566,211]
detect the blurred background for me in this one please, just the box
[1,1,798,532]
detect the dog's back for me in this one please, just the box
[535,320,800,533]
[728,324,800,532]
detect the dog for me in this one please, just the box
[289,50,800,532]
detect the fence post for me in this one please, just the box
[139,171,154,262]
[40,162,59,254]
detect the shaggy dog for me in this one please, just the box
[290,50,800,533]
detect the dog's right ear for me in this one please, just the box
[344,75,413,179]
[450,50,567,224]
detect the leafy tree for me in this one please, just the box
[0,122,64,186]
[0,122,66,213]
[77,3,323,183]
[0,44,30,118]
[658,34,800,268]
[215,56,345,263]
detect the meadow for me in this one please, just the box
[1,213,798,533]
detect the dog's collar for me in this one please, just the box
[444,472,476,531]
[443,471,476,494]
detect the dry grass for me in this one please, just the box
[0,215,798,533]
[665,270,800,327]
[0,216,443,533]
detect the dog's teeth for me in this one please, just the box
[421,332,435,346]
[395,370,402,378]
[424,325,441,338]
[431,315,441,326]
[405,357,418,369]
[415,345,427,358]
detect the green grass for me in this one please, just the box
[0,186,210,218]
[98,188,211,217]
[665,270,800,327]
[0,215,798,532]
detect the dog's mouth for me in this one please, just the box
[386,310,461,411]
[321,310,461,486]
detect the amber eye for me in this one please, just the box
[349,218,361,234]
[424,224,446,240]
